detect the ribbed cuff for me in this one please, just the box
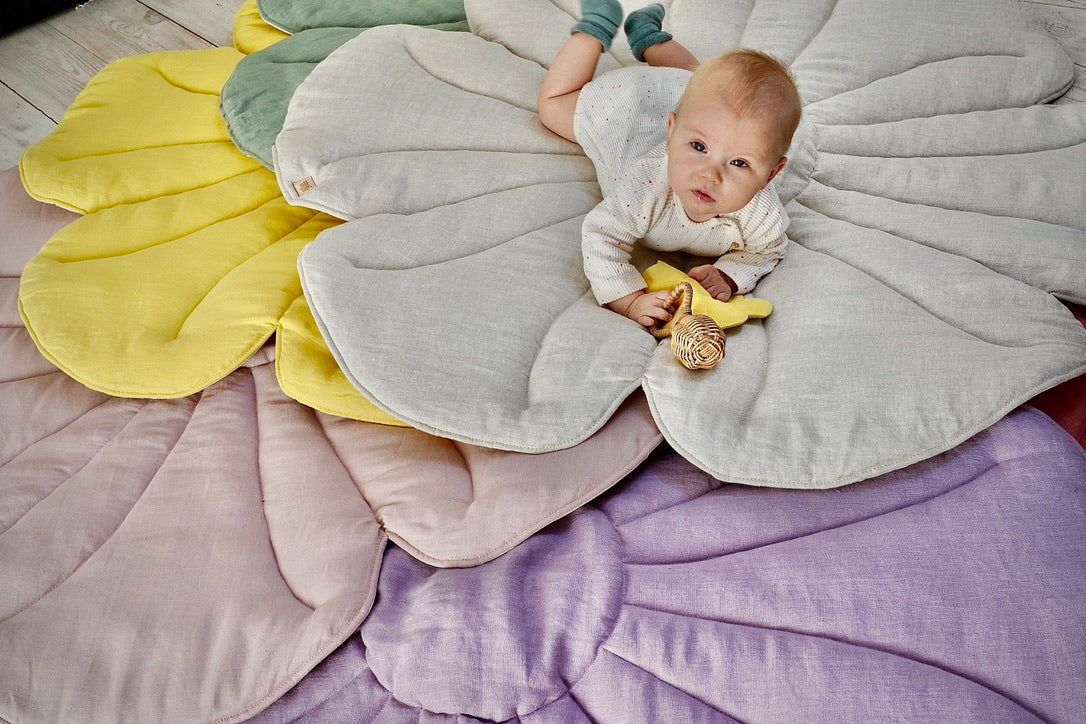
[629,29,672,62]
[572,18,619,51]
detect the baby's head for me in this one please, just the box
[665,48,802,222]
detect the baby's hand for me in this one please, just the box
[689,265,735,301]
[609,290,674,328]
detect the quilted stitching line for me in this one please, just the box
[618,607,1052,722]
[250,370,315,613]
[148,63,228,97]
[312,409,382,518]
[793,183,1085,297]
[0,397,182,625]
[797,0,841,61]
[51,139,247,164]
[345,147,588,158]
[815,138,1086,159]
[170,207,312,342]
[43,176,282,264]
[343,206,591,271]
[400,37,537,114]
[596,646,746,720]
[792,188,1083,321]
[802,52,1027,107]
[0,393,117,491]
[619,459,1004,567]
[384,420,662,567]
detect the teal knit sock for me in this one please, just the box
[625,3,672,62]
[572,0,623,51]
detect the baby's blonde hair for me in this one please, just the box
[676,48,802,161]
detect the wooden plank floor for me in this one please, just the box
[0,0,244,169]
[0,0,1083,171]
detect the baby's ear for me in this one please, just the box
[666,112,676,140]
[765,155,787,184]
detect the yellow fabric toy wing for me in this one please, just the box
[641,261,773,329]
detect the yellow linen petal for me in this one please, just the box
[20,48,249,214]
[19,169,330,398]
[277,296,406,426]
[233,0,290,55]
[642,261,773,329]
[17,42,398,422]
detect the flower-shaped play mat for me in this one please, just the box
[5,0,1086,721]
[18,0,1086,491]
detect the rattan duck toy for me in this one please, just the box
[650,281,725,370]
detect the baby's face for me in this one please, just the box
[665,91,786,223]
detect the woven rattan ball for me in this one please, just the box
[650,281,726,370]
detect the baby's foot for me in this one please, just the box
[573,0,623,51]
[625,3,673,62]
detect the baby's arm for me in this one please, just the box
[711,246,785,298]
[709,196,789,298]
[582,187,667,327]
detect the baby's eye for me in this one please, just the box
[690,141,706,153]
[730,159,749,169]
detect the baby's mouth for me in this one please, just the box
[692,189,714,203]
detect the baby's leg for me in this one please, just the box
[642,40,698,70]
[538,34,605,143]
[625,4,698,69]
[538,0,623,143]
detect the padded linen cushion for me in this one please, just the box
[16,48,408,424]
[5,0,1086,718]
[20,48,250,214]
[0,165,662,722]
[222,27,365,167]
[256,0,466,34]
[254,406,1086,723]
[280,0,1086,487]
[222,2,468,168]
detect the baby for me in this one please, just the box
[538,1,802,327]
